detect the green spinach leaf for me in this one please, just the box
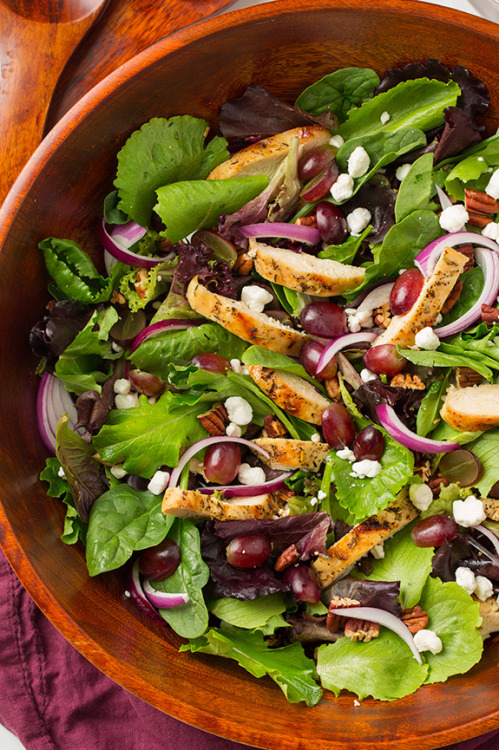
[467,428,499,497]
[295,67,380,122]
[318,225,371,264]
[439,267,484,327]
[416,371,450,437]
[394,153,436,222]
[208,593,288,633]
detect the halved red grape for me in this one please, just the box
[110,309,147,343]
[190,352,230,373]
[191,229,238,267]
[226,534,271,568]
[298,145,337,181]
[300,301,346,339]
[299,340,338,379]
[439,450,481,487]
[411,515,459,547]
[322,403,355,448]
[283,564,321,603]
[128,369,166,397]
[204,443,241,485]
[300,161,339,202]
[363,344,407,376]
[138,539,181,581]
[389,268,425,316]
[316,201,348,245]
[353,425,384,461]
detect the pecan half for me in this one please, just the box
[428,475,450,497]
[274,544,300,572]
[481,304,499,323]
[465,188,499,215]
[344,618,380,642]
[401,605,429,634]
[390,373,425,390]
[197,403,229,436]
[441,279,463,314]
[134,268,149,299]
[414,458,432,483]
[295,215,318,228]
[324,375,341,401]
[467,211,494,228]
[374,302,392,329]
[111,290,126,305]
[263,414,288,438]
[234,251,254,275]
[455,366,483,389]
[454,243,474,273]
[326,596,360,633]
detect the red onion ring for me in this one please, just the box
[198,471,292,498]
[356,282,395,313]
[126,560,165,623]
[376,404,460,454]
[100,219,164,269]
[414,231,499,277]
[317,332,378,376]
[239,222,321,245]
[37,372,79,453]
[142,579,189,609]
[130,318,204,354]
[475,524,499,558]
[435,185,454,212]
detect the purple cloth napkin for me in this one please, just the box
[0,548,497,750]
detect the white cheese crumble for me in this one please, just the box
[455,566,477,595]
[395,163,411,182]
[336,447,356,462]
[230,358,249,375]
[57,466,66,479]
[347,207,372,236]
[353,699,361,707]
[329,134,344,149]
[113,378,131,395]
[414,629,443,655]
[147,470,170,495]
[115,392,139,409]
[485,168,499,200]
[226,422,243,437]
[452,496,487,528]
[240,285,274,313]
[247,246,257,259]
[311,432,322,443]
[346,307,374,332]
[414,326,440,351]
[238,463,266,485]
[330,173,354,202]
[475,575,494,602]
[371,543,385,560]
[482,222,499,241]
[110,465,127,479]
[111,341,123,353]
[350,459,382,479]
[360,368,377,383]
[225,396,253,426]
[309,496,318,507]
[409,483,434,511]
[380,111,391,124]
[317,490,327,501]
[348,146,370,178]
[439,204,469,233]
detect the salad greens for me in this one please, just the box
[33,58,499,707]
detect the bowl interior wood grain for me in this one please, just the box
[1,2,499,748]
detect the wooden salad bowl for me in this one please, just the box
[0,1,498,748]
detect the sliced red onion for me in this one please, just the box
[467,536,499,564]
[100,219,163,269]
[239,222,321,245]
[328,606,422,664]
[130,318,204,354]
[435,184,454,212]
[435,247,499,338]
[376,404,460,454]
[317,331,378,376]
[414,231,499,277]
[168,436,270,490]
[142,579,189,609]
[126,560,164,623]
[475,524,499,558]
[199,471,292,498]
[348,277,397,308]
[37,372,79,453]
[356,282,395,313]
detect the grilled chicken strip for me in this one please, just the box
[251,437,330,471]
[441,383,499,432]
[247,365,330,425]
[162,488,287,521]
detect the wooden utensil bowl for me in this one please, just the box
[1,3,499,748]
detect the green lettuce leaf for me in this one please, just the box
[54,307,121,395]
[394,153,436,222]
[119,258,177,312]
[444,138,499,200]
[115,116,229,226]
[154,519,210,639]
[241,345,326,391]
[208,593,288,633]
[318,225,370,264]
[39,237,113,304]
[339,78,460,141]
[40,457,88,545]
[155,175,268,243]
[295,67,380,122]
[86,484,172,576]
[316,629,428,701]
[182,626,322,706]
[419,577,483,684]
[269,283,312,318]
[467,428,499,497]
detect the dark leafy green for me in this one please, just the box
[416,371,450,437]
[295,67,380,122]
[439,267,484,327]
[241,345,326,392]
[40,457,88,545]
[318,225,370,264]
[39,238,113,304]
[399,345,493,381]
[394,153,436,222]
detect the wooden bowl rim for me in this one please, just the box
[1,1,499,748]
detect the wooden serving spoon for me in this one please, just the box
[0,0,108,204]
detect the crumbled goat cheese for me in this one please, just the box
[439,204,469,233]
[309,497,318,507]
[113,378,131,395]
[147,470,170,495]
[110,465,127,479]
[414,326,440,351]
[226,422,242,437]
[371,543,385,560]
[360,368,377,383]
[189,457,205,476]
[353,699,361,707]
[346,307,374,332]
[317,490,327,501]
[485,168,499,200]
[57,466,66,479]
[435,313,443,324]
[238,463,266,485]
[112,341,123,353]
[337,447,356,462]
[124,590,131,598]
[453,496,487,528]
[241,285,274,313]
[331,173,354,202]
[395,163,411,181]
[311,432,322,443]
[247,246,257,258]
[230,358,249,375]
[115,392,139,409]
[414,629,443,655]
[350,459,382,479]
[482,222,499,241]
[347,146,370,178]
[380,111,391,124]
[329,134,344,149]
[455,566,477,595]
[409,483,433,511]
[225,396,253,426]
[347,207,372,236]
[475,575,494,601]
